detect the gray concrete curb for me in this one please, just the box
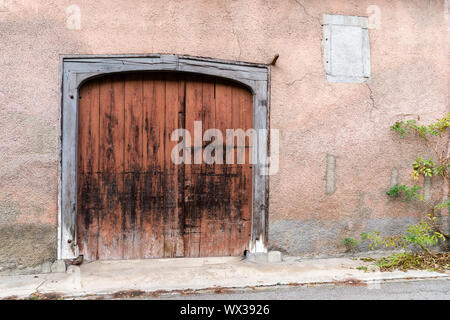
[1,256,448,299]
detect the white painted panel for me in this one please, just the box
[331,25,363,77]
[322,14,371,83]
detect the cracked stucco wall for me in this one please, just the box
[0,0,448,273]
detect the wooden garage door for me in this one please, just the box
[77,72,252,260]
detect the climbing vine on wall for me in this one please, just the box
[343,113,449,271]
[388,113,450,240]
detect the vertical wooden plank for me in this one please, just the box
[141,74,166,258]
[223,85,253,256]
[184,75,203,257]
[77,81,100,261]
[77,81,89,259]
[228,86,242,255]
[163,73,183,257]
[153,75,167,258]
[213,81,232,256]
[239,86,253,255]
[97,74,125,260]
[199,79,216,256]
[123,73,143,259]
[176,76,186,257]
[141,76,154,258]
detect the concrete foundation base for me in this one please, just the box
[50,260,67,273]
[246,251,283,263]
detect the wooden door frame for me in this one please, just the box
[58,54,270,259]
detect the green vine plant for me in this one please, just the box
[388,113,450,241]
[386,184,422,202]
[342,114,449,271]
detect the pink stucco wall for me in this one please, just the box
[0,0,448,273]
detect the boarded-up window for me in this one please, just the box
[322,14,371,83]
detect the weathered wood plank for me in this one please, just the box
[240,86,253,255]
[183,75,203,257]
[250,80,269,253]
[198,79,216,256]
[214,81,231,256]
[163,74,183,257]
[141,76,155,258]
[97,74,125,260]
[230,87,243,256]
[142,75,166,258]
[77,81,100,260]
[176,77,186,257]
[123,73,143,259]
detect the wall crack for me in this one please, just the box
[285,73,312,86]
[293,0,321,27]
[225,5,242,60]
[366,83,377,110]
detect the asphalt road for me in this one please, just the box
[148,279,450,300]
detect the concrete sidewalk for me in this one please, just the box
[1,256,449,299]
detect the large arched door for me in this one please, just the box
[76,72,252,260]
